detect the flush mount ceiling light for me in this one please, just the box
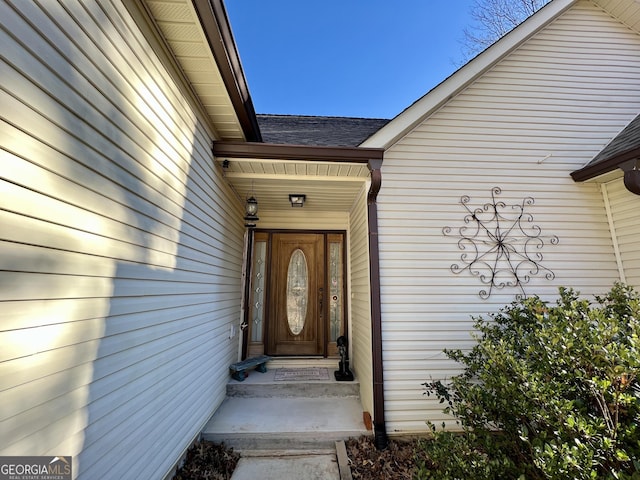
[289,194,306,207]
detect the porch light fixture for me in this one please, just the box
[244,191,259,228]
[289,194,306,207]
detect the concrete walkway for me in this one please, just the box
[230,451,340,480]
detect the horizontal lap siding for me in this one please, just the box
[348,186,374,417]
[605,179,640,288]
[379,1,640,434]
[0,1,243,478]
[256,210,349,230]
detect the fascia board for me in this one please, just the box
[360,0,577,150]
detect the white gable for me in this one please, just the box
[374,0,640,434]
[362,0,640,150]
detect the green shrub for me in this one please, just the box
[419,283,640,480]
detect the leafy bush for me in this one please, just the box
[419,283,640,480]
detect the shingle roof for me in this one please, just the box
[256,114,390,147]
[587,114,640,167]
[571,114,640,181]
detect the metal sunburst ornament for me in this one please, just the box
[443,187,559,299]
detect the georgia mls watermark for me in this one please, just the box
[0,457,71,480]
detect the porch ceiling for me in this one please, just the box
[219,158,371,212]
[214,142,384,212]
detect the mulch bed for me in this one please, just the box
[172,440,239,480]
[345,436,425,480]
[172,436,426,480]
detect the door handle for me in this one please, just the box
[319,288,323,316]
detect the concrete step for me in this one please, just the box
[227,368,360,398]
[229,450,341,480]
[202,396,370,451]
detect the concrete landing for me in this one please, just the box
[202,396,368,450]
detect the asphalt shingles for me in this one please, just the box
[257,114,390,147]
[585,114,640,168]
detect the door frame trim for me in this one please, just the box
[242,229,348,358]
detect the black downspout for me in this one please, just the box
[367,158,388,450]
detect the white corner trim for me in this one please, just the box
[360,0,577,150]
[601,183,627,283]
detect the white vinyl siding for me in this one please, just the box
[348,185,374,418]
[256,210,349,230]
[604,179,640,288]
[1,1,244,478]
[378,0,640,434]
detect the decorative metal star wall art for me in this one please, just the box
[443,187,559,299]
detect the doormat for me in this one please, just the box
[274,368,330,381]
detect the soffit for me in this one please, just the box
[215,142,382,212]
[141,0,246,141]
[594,0,640,34]
[219,157,371,212]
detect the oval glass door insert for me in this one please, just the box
[286,249,308,335]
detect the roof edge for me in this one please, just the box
[213,141,384,163]
[360,0,576,149]
[571,147,640,182]
[257,113,391,121]
[192,0,262,142]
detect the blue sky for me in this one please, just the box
[226,1,476,119]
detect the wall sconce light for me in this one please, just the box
[244,195,259,228]
[289,194,306,208]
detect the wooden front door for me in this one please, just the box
[267,233,324,356]
[244,231,346,358]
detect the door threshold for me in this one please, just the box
[268,357,338,369]
[270,356,324,360]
